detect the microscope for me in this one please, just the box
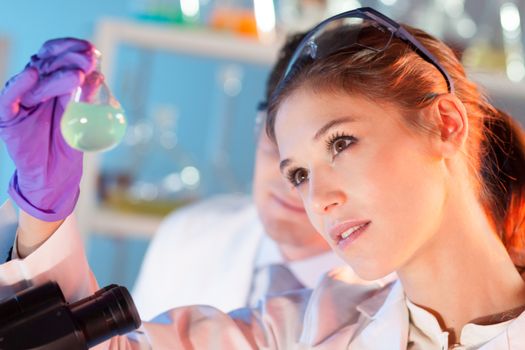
[0,281,141,349]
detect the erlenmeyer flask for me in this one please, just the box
[61,51,127,152]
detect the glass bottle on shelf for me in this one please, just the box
[498,1,525,81]
[100,104,202,216]
[205,64,245,194]
[279,0,363,34]
[130,0,202,25]
[461,0,507,73]
[209,0,276,42]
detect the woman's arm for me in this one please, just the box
[16,210,64,258]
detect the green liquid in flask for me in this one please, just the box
[61,102,127,152]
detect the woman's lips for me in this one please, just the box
[329,220,371,247]
[270,194,306,213]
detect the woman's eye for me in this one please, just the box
[333,139,350,154]
[288,168,309,187]
[327,135,357,157]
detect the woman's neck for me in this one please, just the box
[398,187,525,342]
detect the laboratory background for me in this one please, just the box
[1,0,524,290]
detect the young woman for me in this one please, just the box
[1,7,524,349]
[265,7,525,349]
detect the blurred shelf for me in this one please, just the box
[77,17,279,239]
[94,17,282,86]
[89,207,163,239]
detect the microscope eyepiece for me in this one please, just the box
[0,282,141,350]
[69,284,142,348]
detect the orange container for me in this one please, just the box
[209,7,258,37]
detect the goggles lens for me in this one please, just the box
[285,18,394,78]
[275,7,453,101]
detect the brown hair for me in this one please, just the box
[266,24,525,269]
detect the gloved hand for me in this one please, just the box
[0,38,98,222]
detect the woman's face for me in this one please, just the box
[274,88,448,279]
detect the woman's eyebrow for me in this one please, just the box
[313,116,356,141]
[279,158,292,174]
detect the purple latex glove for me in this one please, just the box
[0,38,97,222]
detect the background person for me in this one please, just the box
[132,33,352,320]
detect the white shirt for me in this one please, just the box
[407,298,516,350]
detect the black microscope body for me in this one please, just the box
[0,281,141,349]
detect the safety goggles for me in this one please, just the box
[270,6,454,104]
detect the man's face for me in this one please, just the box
[252,124,330,259]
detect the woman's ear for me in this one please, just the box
[428,93,468,158]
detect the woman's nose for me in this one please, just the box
[308,171,346,215]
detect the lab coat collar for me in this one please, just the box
[348,280,409,349]
[356,279,405,319]
[479,309,525,349]
[300,268,391,347]
[349,280,525,349]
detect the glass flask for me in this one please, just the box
[61,51,127,152]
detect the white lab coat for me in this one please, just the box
[1,201,524,349]
[133,194,345,320]
[133,194,266,319]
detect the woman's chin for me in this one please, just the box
[342,257,396,282]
